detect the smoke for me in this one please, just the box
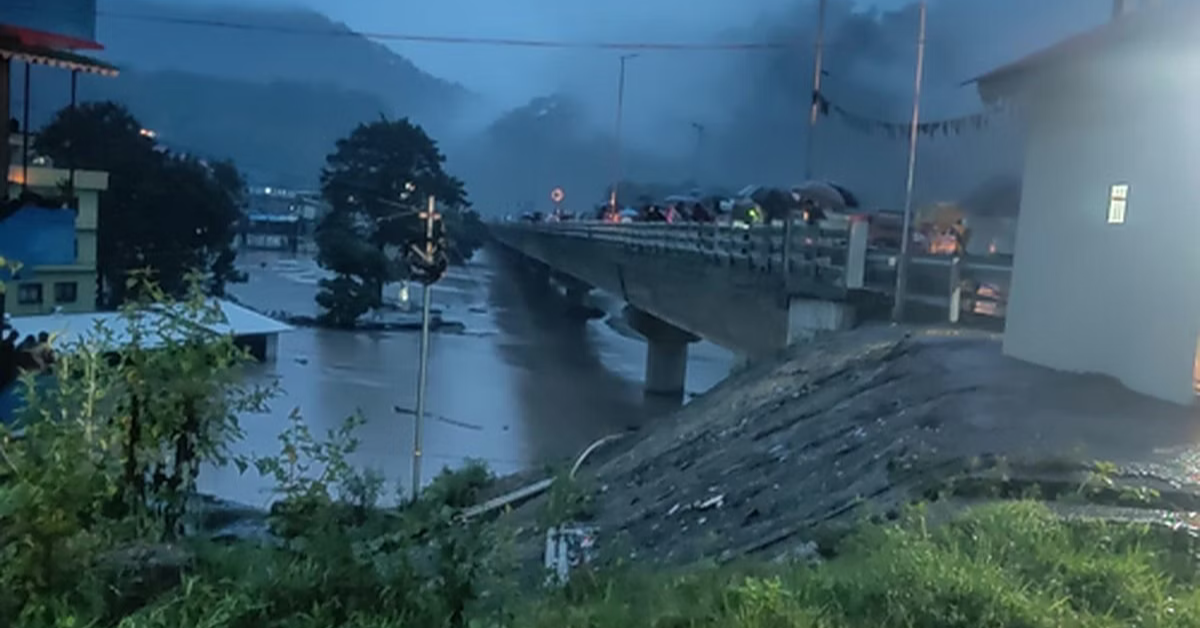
[84,0,1114,211]
[449,0,1111,213]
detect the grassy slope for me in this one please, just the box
[119,501,1200,627]
[515,502,1200,628]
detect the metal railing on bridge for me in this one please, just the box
[492,219,1013,323]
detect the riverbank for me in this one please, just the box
[494,324,1200,566]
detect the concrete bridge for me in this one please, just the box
[490,220,1011,400]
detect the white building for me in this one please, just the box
[974,0,1200,404]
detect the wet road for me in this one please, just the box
[197,247,732,506]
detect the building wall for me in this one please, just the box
[1003,51,1200,404]
[3,167,105,316]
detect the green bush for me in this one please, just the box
[513,502,1200,628]
[6,278,1200,628]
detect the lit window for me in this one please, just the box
[1108,183,1128,224]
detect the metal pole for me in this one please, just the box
[791,0,828,291]
[411,194,437,502]
[691,122,705,183]
[68,70,78,200]
[21,62,30,195]
[804,0,828,181]
[892,0,927,322]
[0,58,10,197]
[609,54,636,211]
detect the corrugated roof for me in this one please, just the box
[207,300,294,337]
[969,2,1199,99]
[8,299,290,352]
[8,310,182,350]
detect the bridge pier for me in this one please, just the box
[625,307,699,402]
[786,297,856,344]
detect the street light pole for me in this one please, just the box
[609,53,637,212]
[411,194,438,502]
[892,0,928,322]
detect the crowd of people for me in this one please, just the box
[0,327,55,394]
[591,201,715,224]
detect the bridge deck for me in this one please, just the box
[491,221,1011,353]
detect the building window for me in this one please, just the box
[54,281,78,304]
[1108,183,1129,224]
[17,283,42,305]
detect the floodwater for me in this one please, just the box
[197,247,733,507]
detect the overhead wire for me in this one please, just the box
[96,9,792,51]
[1,3,910,53]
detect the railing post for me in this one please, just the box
[948,255,963,324]
[844,217,868,289]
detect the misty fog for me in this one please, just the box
[17,0,1117,212]
[444,0,1111,212]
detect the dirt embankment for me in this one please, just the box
[507,326,1200,565]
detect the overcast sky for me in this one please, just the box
[159,0,912,109]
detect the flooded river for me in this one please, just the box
[197,248,732,506]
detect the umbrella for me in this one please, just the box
[790,181,860,210]
[735,184,761,199]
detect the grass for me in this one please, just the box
[513,501,1200,628]
[17,499,1200,627]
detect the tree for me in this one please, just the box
[315,117,483,325]
[34,102,245,306]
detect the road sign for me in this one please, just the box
[550,187,565,203]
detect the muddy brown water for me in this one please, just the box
[195,248,733,507]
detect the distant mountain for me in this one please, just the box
[73,69,393,189]
[95,0,472,127]
[6,1,475,186]
[454,94,682,212]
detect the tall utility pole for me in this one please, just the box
[787,0,828,290]
[691,122,705,183]
[803,0,828,182]
[892,0,928,322]
[410,194,439,502]
[609,53,638,211]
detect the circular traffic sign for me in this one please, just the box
[550,187,565,203]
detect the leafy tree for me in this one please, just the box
[315,117,482,325]
[34,102,246,306]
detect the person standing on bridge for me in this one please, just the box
[747,204,764,225]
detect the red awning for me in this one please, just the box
[0,39,117,77]
[0,24,102,51]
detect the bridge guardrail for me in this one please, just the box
[495,220,860,288]
[493,220,1013,322]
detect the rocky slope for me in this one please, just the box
[508,325,1200,565]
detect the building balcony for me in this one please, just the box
[7,164,108,192]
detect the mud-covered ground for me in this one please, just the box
[503,325,1200,565]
